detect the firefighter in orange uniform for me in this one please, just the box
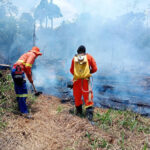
[11,47,42,118]
[70,45,97,121]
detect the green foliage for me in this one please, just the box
[0,0,18,63]
[93,109,150,149]
[27,93,37,113]
[94,109,150,133]
[116,111,150,134]
[0,1,34,63]
[94,109,112,130]
[119,111,138,131]
[0,120,7,131]
[0,0,18,17]
[0,71,16,110]
[119,131,125,150]
[34,0,62,28]
[0,71,37,129]
[57,105,64,113]
[18,12,34,37]
[138,126,150,134]
[85,132,110,150]
[0,71,16,129]
[143,143,148,150]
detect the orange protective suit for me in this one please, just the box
[70,53,97,108]
[13,47,42,83]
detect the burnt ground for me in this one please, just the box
[0,95,150,150]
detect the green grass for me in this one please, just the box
[0,71,16,129]
[119,131,125,150]
[27,93,37,113]
[57,105,64,113]
[0,70,37,130]
[94,109,112,130]
[143,143,148,150]
[85,131,111,150]
[94,109,150,133]
[93,109,150,149]
[0,120,7,131]
[138,126,150,134]
[119,112,138,131]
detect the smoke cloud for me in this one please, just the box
[2,0,150,115]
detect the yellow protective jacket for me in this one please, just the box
[70,53,97,81]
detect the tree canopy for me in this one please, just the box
[34,0,62,29]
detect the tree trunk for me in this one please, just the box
[7,52,10,64]
[33,23,36,46]
[40,20,42,28]
[46,16,48,28]
[51,18,53,29]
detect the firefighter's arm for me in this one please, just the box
[25,69,33,83]
[89,55,97,74]
[70,58,74,75]
[25,54,36,83]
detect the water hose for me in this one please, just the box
[81,77,93,93]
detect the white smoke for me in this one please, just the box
[11,0,150,111]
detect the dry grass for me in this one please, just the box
[0,95,112,150]
[93,108,150,150]
[0,94,150,150]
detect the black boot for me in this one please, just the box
[86,107,94,121]
[76,105,82,116]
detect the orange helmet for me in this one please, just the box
[31,46,42,56]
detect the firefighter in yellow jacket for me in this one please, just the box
[70,45,97,120]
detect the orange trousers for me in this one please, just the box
[73,79,94,108]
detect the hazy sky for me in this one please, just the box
[12,0,150,26]
[12,0,77,21]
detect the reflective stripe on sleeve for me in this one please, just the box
[16,94,28,97]
[18,60,26,65]
[18,60,32,67]
[25,63,32,67]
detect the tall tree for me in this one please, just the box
[0,0,17,16]
[48,0,62,29]
[34,0,62,29]
[17,13,34,52]
[34,0,49,28]
[0,0,17,63]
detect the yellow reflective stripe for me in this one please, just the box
[84,104,93,109]
[25,63,32,67]
[16,94,28,97]
[18,60,26,65]
[18,60,32,67]
[18,60,24,63]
